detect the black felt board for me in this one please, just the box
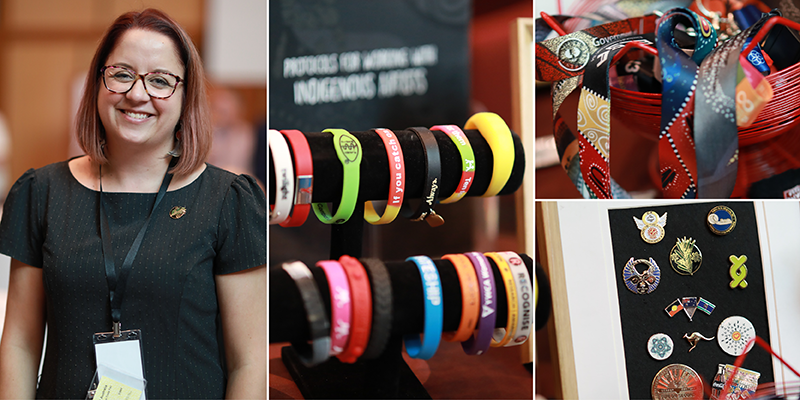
[608,202,773,400]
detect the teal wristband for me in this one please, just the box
[313,128,362,224]
[403,255,443,360]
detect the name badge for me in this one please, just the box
[88,329,147,400]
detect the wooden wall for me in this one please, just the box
[0,0,206,180]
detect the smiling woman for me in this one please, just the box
[0,8,266,400]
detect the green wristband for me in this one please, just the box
[313,128,362,224]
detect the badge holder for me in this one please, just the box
[87,326,147,400]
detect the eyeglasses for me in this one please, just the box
[101,65,183,99]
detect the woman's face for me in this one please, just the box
[98,28,184,153]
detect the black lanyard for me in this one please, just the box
[99,161,173,337]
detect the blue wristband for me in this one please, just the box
[403,256,443,359]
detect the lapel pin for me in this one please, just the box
[729,255,748,289]
[670,237,702,276]
[648,333,674,360]
[682,297,698,321]
[717,316,756,356]
[170,206,187,219]
[634,211,667,244]
[622,257,661,294]
[708,205,736,235]
[683,332,714,352]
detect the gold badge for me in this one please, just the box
[170,206,186,219]
[669,237,702,276]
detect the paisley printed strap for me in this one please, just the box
[656,8,718,198]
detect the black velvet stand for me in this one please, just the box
[271,255,533,399]
[269,127,527,398]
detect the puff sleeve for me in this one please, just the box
[214,173,267,274]
[0,168,44,267]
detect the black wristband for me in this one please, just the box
[402,127,444,227]
[359,258,393,360]
[282,261,331,366]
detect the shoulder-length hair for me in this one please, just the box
[75,8,210,176]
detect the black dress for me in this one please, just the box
[0,159,266,399]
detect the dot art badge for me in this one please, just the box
[648,333,674,360]
[717,316,756,356]
[633,211,667,244]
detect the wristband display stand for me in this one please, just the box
[269,126,527,399]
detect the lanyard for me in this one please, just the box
[99,161,173,337]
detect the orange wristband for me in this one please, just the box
[336,255,372,363]
[441,254,480,342]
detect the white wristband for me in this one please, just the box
[500,251,532,346]
[269,129,295,224]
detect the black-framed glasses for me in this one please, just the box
[101,65,183,99]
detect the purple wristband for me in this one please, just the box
[461,252,497,355]
[317,260,352,355]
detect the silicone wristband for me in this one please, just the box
[441,254,480,342]
[282,261,331,366]
[364,128,405,225]
[336,255,372,363]
[402,127,443,227]
[403,255,443,359]
[359,258,393,360]
[313,128,362,224]
[316,260,351,355]
[442,254,480,342]
[461,252,497,355]
[485,252,518,347]
[269,130,295,225]
[499,251,532,346]
[464,113,515,197]
[431,125,475,203]
[280,129,313,227]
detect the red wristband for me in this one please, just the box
[279,129,313,227]
[336,255,372,363]
[364,128,405,224]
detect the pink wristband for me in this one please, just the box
[317,260,352,355]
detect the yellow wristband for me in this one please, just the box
[485,252,518,347]
[464,112,514,197]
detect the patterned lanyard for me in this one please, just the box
[655,8,717,199]
[536,14,657,197]
[576,34,655,198]
[694,11,778,198]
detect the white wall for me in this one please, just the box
[204,0,267,85]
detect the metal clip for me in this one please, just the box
[113,321,121,338]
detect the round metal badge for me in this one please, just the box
[648,333,673,360]
[652,364,703,400]
[622,257,661,294]
[708,205,736,235]
[634,211,667,244]
[717,316,756,356]
[669,237,702,276]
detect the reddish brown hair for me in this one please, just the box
[75,8,210,176]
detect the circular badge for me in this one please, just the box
[708,205,737,235]
[648,333,673,360]
[634,211,667,244]
[622,257,661,294]
[717,316,756,356]
[670,237,702,276]
[556,37,590,72]
[652,364,703,400]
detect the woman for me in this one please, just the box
[0,9,266,399]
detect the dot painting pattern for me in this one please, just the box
[717,316,756,356]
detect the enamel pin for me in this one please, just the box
[665,298,684,317]
[697,297,716,315]
[622,257,661,294]
[670,237,702,276]
[170,206,187,219]
[708,205,736,235]
[634,211,667,244]
[717,316,756,356]
[682,297,698,321]
[729,255,748,289]
[648,333,674,360]
[683,332,714,352]
[652,364,703,400]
